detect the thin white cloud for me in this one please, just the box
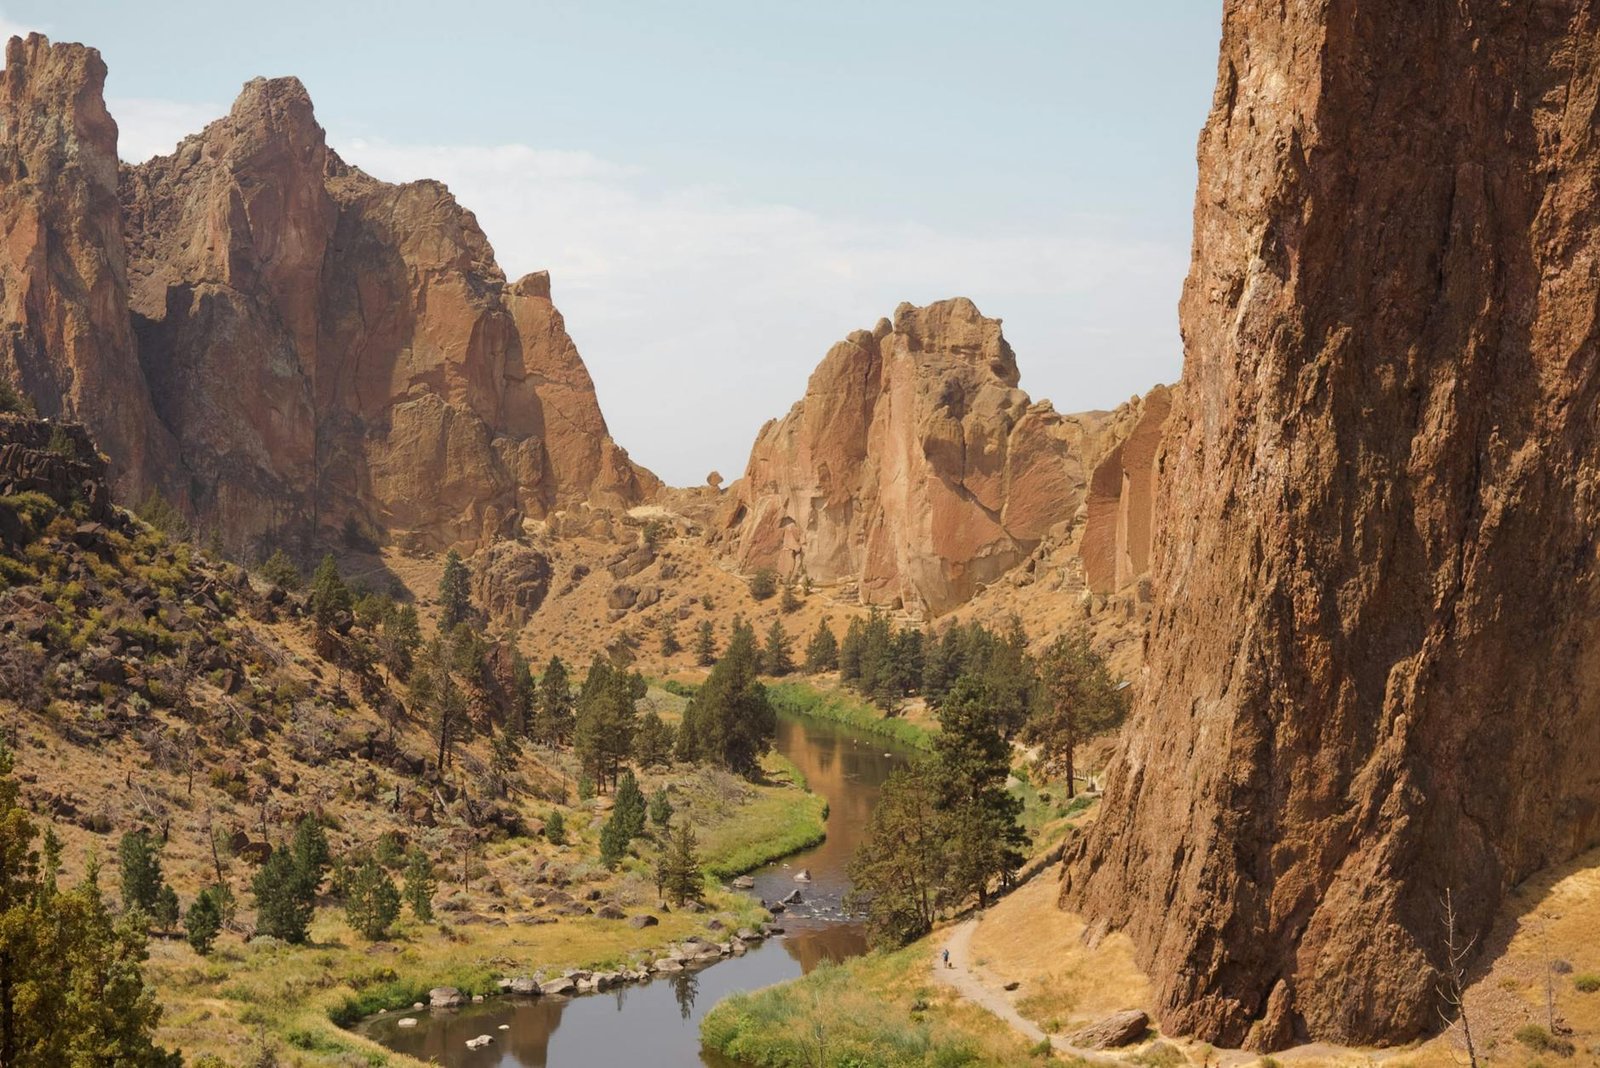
[110,97,222,163]
[109,98,1185,484]
[340,137,1186,484]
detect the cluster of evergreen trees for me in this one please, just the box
[846,619,1129,946]
[0,751,181,1065]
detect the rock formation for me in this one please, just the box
[0,35,655,553]
[722,298,1118,615]
[0,35,174,503]
[1081,385,1171,595]
[1064,0,1600,1051]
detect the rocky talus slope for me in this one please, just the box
[719,298,1159,616]
[0,34,655,555]
[1064,0,1600,1051]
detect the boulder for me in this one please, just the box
[1066,1010,1148,1050]
[428,986,466,1008]
[628,914,659,929]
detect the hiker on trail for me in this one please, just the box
[942,948,950,968]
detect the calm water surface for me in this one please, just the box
[359,711,914,1066]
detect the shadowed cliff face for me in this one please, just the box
[0,35,656,553]
[721,298,1123,616]
[0,34,176,502]
[1065,0,1600,1051]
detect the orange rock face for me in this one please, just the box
[0,36,654,552]
[120,74,657,550]
[1065,1,1600,1050]
[723,298,1113,615]
[1081,385,1171,595]
[0,34,175,502]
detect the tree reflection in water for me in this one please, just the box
[673,972,699,1020]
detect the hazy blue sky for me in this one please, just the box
[6,2,1221,484]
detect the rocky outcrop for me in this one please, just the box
[119,74,657,551]
[1081,386,1170,595]
[0,35,654,554]
[722,298,1115,615]
[0,35,175,503]
[1064,0,1600,1051]
[471,540,552,627]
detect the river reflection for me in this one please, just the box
[359,710,916,1067]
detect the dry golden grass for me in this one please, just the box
[969,874,1152,1037]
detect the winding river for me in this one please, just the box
[359,710,916,1066]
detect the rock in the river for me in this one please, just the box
[428,986,465,1008]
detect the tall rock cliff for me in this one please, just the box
[722,298,1118,615]
[120,75,657,550]
[1081,384,1171,596]
[1064,0,1600,1050]
[0,35,655,552]
[0,34,174,501]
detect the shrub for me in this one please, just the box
[748,567,778,601]
[1514,1025,1574,1056]
[1575,972,1600,993]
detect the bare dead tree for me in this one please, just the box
[1437,888,1479,1068]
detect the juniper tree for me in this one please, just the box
[252,846,314,944]
[1027,630,1129,796]
[678,617,775,774]
[761,618,794,676]
[344,857,401,940]
[649,787,674,828]
[309,554,352,628]
[934,676,1028,908]
[694,620,718,666]
[117,830,165,917]
[804,618,839,673]
[635,709,674,767]
[439,549,471,629]
[184,887,224,955]
[536,655,574,745]
[403,848,437,921]
[657,819,703,906]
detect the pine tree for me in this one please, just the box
[678,617,775,774]
[635,709,674,767]
[573,656,638,789]
[694,619,718,666]
[1026,630,1130,796]
[545,810,567,846]
[118,830,164,916]
[0,759,183,1068]
[839,617,866,682]
[779,583,801,614]
[439,548,471,629]
[657,819,703,906]
[536,655,574,744]
[613,771,647,841]
[252,846,314,944]
[761,618,794,676]
[259,548,302,590]
[184,887,224,955]
[309,553,352,628]
[153,883,180,930]
[381,602,423,678]
[804,618,840,673]
[290,816,332,895]
[403,848,437,921]
[934,676,1028,908]
[847,761,949,946]
[344,857,401,940]
[649,787,674,828]
[659,620,682,657]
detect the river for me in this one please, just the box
[358,710,915,1066]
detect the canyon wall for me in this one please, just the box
[721,298,1124,615]
[0,35,655,553]
[1064,0,1600,1050]
[0,35,175,502]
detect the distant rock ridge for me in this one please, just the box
[1064,0,1600,1052]
[720,297,1160,615]
[0,34,657,554]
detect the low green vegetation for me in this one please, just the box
[701,943,1039,1067]
[769,680,934,749]
[699,752,828,879]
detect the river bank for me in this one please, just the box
[354,708,920,1067]
[146,741,827,1067]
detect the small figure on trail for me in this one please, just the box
[942,948,950,969]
